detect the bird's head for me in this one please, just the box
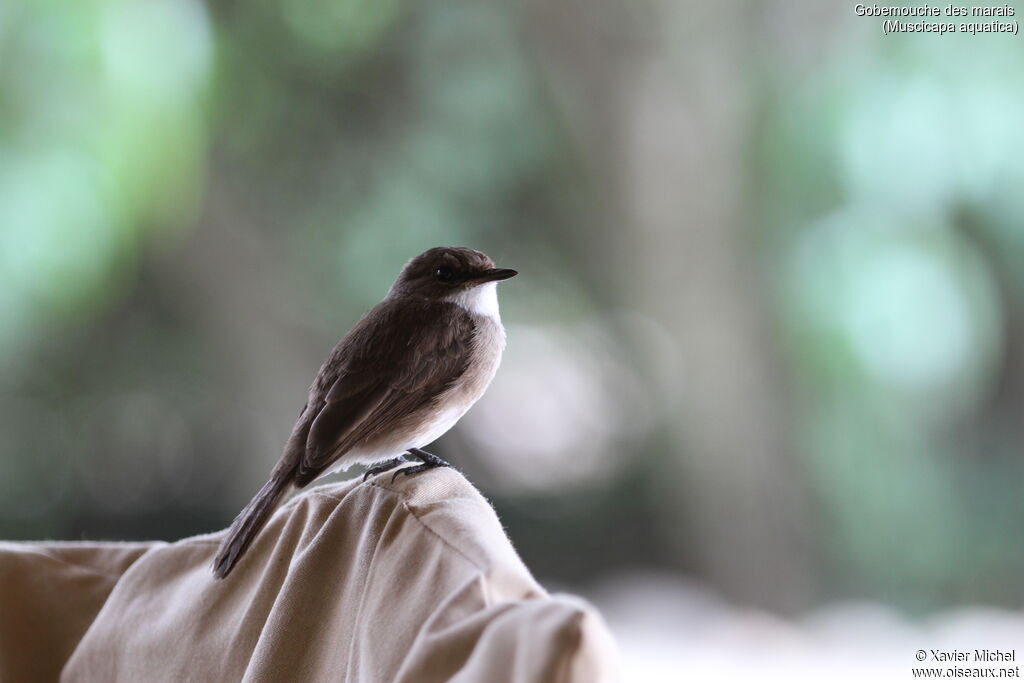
[387,247,517,315]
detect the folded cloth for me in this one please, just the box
[0,468,620,682]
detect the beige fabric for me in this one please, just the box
[0,469,620,682]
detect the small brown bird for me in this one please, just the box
[212,247,517,578]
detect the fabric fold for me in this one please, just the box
[0,469,619,682]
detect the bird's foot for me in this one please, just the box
[390,448,452,482]
[363,456,408,481]
[409,448,451,468]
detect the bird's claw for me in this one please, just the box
[363,457,408,481]
[389,448,453,482]
[390,463,432,482]
[407,448,451,468]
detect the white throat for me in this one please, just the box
[448,282,500,320]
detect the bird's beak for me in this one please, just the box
[475,268,518,282]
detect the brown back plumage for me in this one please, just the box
[295,298,477,485]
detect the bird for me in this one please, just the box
[211,246,517,578]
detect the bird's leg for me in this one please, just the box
[390,447,453,482]
[409,448,452,468]
[363,456,408,481]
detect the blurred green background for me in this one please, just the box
[2,0,1022,626]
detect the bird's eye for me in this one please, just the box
[435,266,455,282]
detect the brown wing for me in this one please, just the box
[293,298,476,486]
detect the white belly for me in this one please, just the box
[321,401,473,475]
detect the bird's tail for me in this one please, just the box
[212,472,292,579]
